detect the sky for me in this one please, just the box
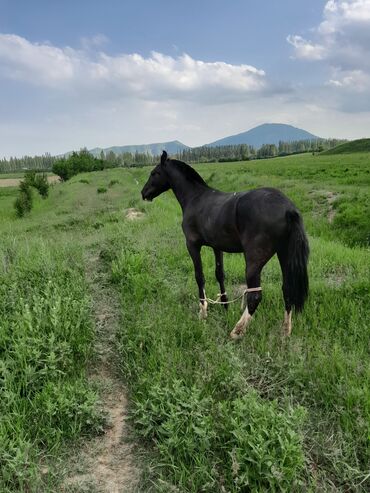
[1,0,370,157]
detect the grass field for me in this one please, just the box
[0,152,369,491]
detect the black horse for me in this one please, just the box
[141,151,309,339]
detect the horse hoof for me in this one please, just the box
[199,302,208,320]
[229,325,245,340]
[282,311,292,337]
[282,325,292,337]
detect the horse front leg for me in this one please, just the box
[214,249,228,310]
[187,242,207,319]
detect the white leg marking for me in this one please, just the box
[230,305,252,340]
[199,290,208,320]
[283,310,292,336]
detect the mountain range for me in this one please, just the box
[85,123,321,157]
[88,140,188,157]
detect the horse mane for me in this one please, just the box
[169,159,208,187]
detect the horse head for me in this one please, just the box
[141,151,171,201]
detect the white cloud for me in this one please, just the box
[287,35,326,60]
[328,69,370,90]
[288,1,370,67]
[287,0,370,111]
[0,34,266,103]
[322,0,370,25]
[0,34,77,86]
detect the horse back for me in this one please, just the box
[236,187,297,241]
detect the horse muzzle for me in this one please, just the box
[141,188,153,201]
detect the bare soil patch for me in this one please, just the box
[326,191,338,224]
[0,175,60,188]
[308,190,339,224]
[125,208,145,220]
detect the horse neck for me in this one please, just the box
[167,167,208,211]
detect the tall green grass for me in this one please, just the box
[0,238,102,492]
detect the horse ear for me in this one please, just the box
[160,150,168,166]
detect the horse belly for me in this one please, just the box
[203,222,243,253]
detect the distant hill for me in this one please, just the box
[88,140,189,157]
[207,123,320,148]
[320,138,370,155]
[62,124,325,158]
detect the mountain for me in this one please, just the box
[207,123,320,148]
[88,140,189,157]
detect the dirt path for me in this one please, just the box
[326,191,338,224]
[0,175,60,187]
[63,253,139,493]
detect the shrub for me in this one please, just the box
[24,170,49,198]
[97,187,107,194]
[14,182,33,217]
[33,173,49,198]
[14,172,50,218]
[52,159,71,181]
[52,149,116,181]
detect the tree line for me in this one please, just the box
[177,138,346,163]
[1,138,347,174]
[0,153,57,173]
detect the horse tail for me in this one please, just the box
[284,210,309,312]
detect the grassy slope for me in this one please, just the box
[0,153,369,491]
[321,138,370,155]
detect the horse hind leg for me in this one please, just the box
[278,250,292,336]
[230,255,265,340]
[283,309,292,337]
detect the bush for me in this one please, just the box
[24,171,49,198]
[52,149,116,181]
[14,172,50,218]
[33,173,49,198]
[14,182,33,217]
[97,187,107,194]
[52,159,71,181]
